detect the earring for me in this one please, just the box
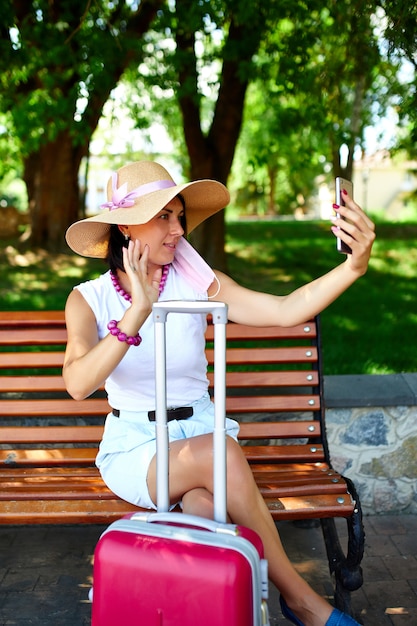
[124,233,129,242]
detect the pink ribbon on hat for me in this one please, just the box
[100,173,176,211]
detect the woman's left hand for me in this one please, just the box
[331,192,376,276]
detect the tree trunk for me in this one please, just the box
[176,9,265,271]
[24,130,85,252]
[7,0,164,253]
[190,211,227,270]
[267,165,278,215]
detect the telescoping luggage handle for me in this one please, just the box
[153,301,228,523]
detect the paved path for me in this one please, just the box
[0,515,415,625]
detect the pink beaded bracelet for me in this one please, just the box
[107,320,142,347]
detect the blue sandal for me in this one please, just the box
[280,595,360,626]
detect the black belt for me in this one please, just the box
[112,407,194,422]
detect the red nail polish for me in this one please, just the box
[333,203,340,209]
[342,188,347,195]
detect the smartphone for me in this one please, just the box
[335,176,353,254]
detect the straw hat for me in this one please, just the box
[65,161,230,258]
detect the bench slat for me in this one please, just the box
[0,463,333,480]
[0,425,104,444]
[0,346,317,370]
[0,370,319,393]
[264,494,355,520]
[0,421,321,444]
[0,312,315,337]
[0,328,67,345]
[210,370,319,387]
[0,376,67,392]
[0,311,65,326]
[207,346,318,365]
[244,444,325,463]
[0,398,109,417]
[0,498,139,525]
[0,352,65,369]
[0,448,98,467]
[223,395,320,413]
[0,395,318,418]
[0,482,113,500]
[205,322,317,340]
[0,493,353,525]
[239,421,321,439]
[256,475,349,496]
[0,466,101,478]
[0,443,324,467]
[0,468,348,499]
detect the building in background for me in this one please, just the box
[318,151,417,221]
[352,151,417,219]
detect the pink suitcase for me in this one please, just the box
[91,301,270,625]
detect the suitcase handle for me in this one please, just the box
[152,300,228,522]
[153,300,228,324]
[131,512,238,536]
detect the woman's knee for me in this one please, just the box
[226,436,252,482]
[182,488,214,518]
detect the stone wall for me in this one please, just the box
[324,373,417,516]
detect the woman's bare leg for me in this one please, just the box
[182,488,214,518]
[147,434,334,626]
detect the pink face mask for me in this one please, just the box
[172,237,220,298]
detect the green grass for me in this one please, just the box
[0,245,105,310]
[1,219,417,375]
[225,219,417,375]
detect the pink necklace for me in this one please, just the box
[110,265,169,303]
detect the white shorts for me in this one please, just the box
[96,393,239,510]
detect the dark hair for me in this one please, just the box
[106,225,125,273]
[178,194,187,232]
[105,195,187,273]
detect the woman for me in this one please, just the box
[64,160,375,626]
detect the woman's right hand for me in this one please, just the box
[122,239,162,314]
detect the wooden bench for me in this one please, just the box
[0,310,364,613]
